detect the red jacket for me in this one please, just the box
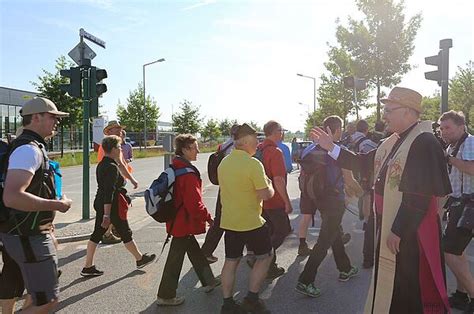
[166,157,211,237]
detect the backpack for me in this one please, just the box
[49,160,62,199]
[0,139,11,223]
[253,145,267,163]
[144,165,196,223]
[298,149,327,202]
[207,142,233,185]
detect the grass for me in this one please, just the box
[49,144,219,167]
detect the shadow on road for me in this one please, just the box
[58,248,87,268]
[56,269,146,312]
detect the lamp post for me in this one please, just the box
[143,58,165,149]
[297,73,316,112]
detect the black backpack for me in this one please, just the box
[0,139,11,224]
[207,142,233,185]
[298,149,327,202]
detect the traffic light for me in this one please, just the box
[424,52,442,86]
[59,67,82,98]
[90,66,107,98]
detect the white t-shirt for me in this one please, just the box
[8,144,43,175]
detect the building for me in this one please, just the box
[0,86,38,138]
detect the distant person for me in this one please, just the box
[218,123,274,313]
[81,135,155,277]
[98,121,138,245]
[277,129,293,173]
[258,120,293,280]
[157,134,220,306]
[202,124,239,264]
[121,130,133,164]
[370,120,386,144]
[291,137,300,169]
[0,97,72,313]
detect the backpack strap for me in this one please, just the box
[354,136,369,153]
[220,142,234,154]
[174,167,196,177]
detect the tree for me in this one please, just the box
[420,94,441,122]
[449,61,474,126]
[31,55,83,127]
[248,121,262,132]
[116,82,160,132]
[219,118,238,136]
[172,100,202,134]
[201,119,222,144]
[335,0,422,121]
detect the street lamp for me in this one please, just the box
[297,73,316,112]
[143,58,165,149]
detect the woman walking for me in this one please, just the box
[157,134,220,306]
[81,135,155,276]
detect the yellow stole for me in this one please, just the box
[364,121,433,313]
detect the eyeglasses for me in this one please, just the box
[383,106,405,114]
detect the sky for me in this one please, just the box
[1,0,473,132]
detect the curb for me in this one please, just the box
[57,234,91,244]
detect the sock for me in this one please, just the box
[299,238,307,246]
[223,297,235,306]
[246,291,259,302]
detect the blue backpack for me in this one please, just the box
[144,165,195,223]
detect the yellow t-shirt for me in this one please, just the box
[218,149,270,231]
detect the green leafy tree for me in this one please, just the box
[172,100,202,134]
[219,118,238,136]
[449,61,474,126]
[420,94,441,122]
[335,0,422,121]
[31,55,83,127]
[116,82,160,132]
[201,119,222,144]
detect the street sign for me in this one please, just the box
[80,28,106,49]
[68,42,96,66]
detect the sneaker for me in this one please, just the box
[101,233,121,245]
[342,233,351,245]
[298,245,312,257]
[136,253,156,269]
[156,296,185,306]
[339,266,359,282]
[266,264,285,280]
[449,291,470,311]
[204,275,221,293]
[241,297,271,313]
[295,282,321,298]
[221,301,246,314]
[80,265,104,277]
[206,255,218,264]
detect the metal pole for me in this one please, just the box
[82,68,90,220]
[353,87,359,120]
[143,65,147,150]
[441,48,450,113]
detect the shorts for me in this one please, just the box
[0,246,25,299]
[443,202,473,255]
[0,233,59,306]
[299,193,318,215]
[224,224,272,260]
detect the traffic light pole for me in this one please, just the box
[82,68,90,220]
[440,42,451,113]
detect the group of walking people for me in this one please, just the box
[1,84,474,314]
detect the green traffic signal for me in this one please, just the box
[59,67,82,98]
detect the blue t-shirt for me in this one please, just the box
[277,141,293,173]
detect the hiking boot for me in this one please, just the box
[221,301,246,314]
[298,245,312,257]
[204,275,221,293]
[206,255,218,264]
[81,265,104,277]
[449,290,470,311]
[156,296,185,306]
[339,266,359,282]
[342,233,351,245]
[295,282,321,298]
[136,253,156,269]
[266,264,285,280]
[102,233,121,245]
[241,297,271,313]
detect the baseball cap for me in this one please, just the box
[20,97,69,117]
